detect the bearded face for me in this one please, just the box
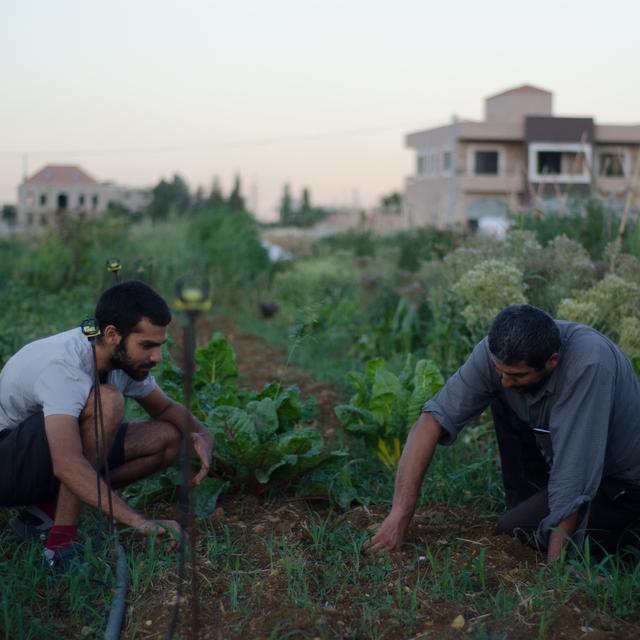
[110,337,156,381]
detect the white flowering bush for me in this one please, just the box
[583,275,640,329]
[619,316,640,357]
[502,230,544,273]
[452,259,527,331]
[498,232,596,312]
[557,274,640,358]
[603,243,640,283]
[556,299,599,326]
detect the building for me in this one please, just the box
[17,165,151,229]
[403,85,640,229]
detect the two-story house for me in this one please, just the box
[403,85,640,229]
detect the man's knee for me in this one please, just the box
[82,384,125,430]
[159,421,181,464]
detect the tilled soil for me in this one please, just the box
[124,499,635,640]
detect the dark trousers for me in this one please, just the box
[491,397,640,552]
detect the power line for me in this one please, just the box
[0,122,424,159]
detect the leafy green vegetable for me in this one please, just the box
[150,332,344,496]
[195,331,238,389]
[336,355,443,469]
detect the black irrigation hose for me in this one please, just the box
[104,543,128,640]
[82,318,127,639]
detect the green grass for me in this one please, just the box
[2,431,640,638]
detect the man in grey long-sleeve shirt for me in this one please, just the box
[365,304,640,562]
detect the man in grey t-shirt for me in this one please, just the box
[365,304,640,562]
[0,281,214,569]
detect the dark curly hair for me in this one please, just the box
[95,280,171,339]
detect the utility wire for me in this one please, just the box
[0,122,425,159]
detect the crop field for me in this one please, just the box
[1,200,640,639]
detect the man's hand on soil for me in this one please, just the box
[363,511,410,555]
[136,519,183,551]
[191,431,213,486]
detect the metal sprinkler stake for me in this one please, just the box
[106,258,122,283]
[167,280,211,640]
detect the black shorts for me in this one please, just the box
[0,413,128,507]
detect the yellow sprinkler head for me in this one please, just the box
[81,318,101,340]
[106,258,122,273]
[175,279,211,313]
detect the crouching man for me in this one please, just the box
[365,304,640,561]
[0,281,213,569]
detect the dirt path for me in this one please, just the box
[204,316,342,438]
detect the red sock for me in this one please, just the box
[37,499,57,521]
[46,525,78,552]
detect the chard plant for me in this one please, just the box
[128,332,345,509]
[335,356,444,469]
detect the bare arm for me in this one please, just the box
[546,511,578,562]
[46,414,156,529]
[364,412,444,554]
[136,387,214,485]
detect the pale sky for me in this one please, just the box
[1,0,638,220]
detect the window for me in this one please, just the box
[57,193,68,209]
[528,143,592,183]
[598,151,626,177]
[537,151,584,176]
[467,146,504,177]
[474,151,499,175]
[442,150,451,172]
[92,194,99,209]
[39,193,47,206]
[417,147,452,178]
[537,152,561,175]
[78,193,85,206]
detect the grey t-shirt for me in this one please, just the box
[423,321,640,547]
[0,328,157,431]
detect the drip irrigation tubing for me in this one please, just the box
[104,543,128,640]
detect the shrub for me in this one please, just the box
[452,259,527,332]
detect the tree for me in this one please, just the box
[208,177,225,210]
[228,174,245,212]
[193,186,206,210]
[171,174,191,214]
[380,191,402,213]
[1,204,17,226]
[279,183,293,225]
[300,187,312,214]
[148,174,191,221]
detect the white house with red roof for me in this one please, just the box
[17,165,150,229]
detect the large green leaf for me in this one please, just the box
[370,367,407,426]
[254,454,297,484]
[195,332,238,389]
[277,428,323,457]
[246,397,279,441]
[408,359,444,423]
[256,383,304,430]
[194,477,230,518]
[335,405,380,437]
